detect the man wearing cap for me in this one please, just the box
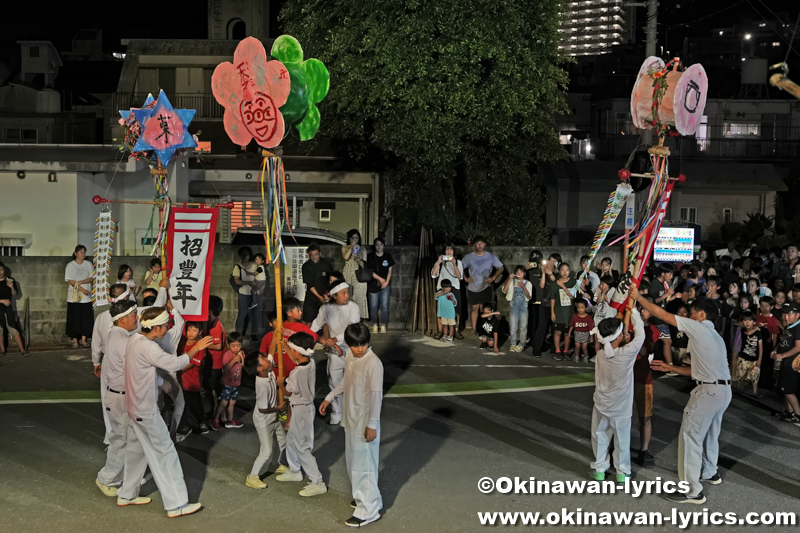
[311,279,361,425]
[775,302,800,423]
[462,237,504,334]
[117,306,213,517]
[95,299,139,498]
[631,286,731,504]
[589,309,645,483]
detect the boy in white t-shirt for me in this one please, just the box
[320,322,384,528]
[243,352,288,489]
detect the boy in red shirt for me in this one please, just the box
[756,296,781,349]
[177,322,208,440]
[214,332,245,429]
[206,296,226,430]
[259,297,318,378]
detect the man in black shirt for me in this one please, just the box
[302,243,334,323]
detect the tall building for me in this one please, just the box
[559,0,628,56]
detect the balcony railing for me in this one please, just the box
[113,93,223,119]
[596,134,800,160]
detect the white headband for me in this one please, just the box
[140,310,169,328]
[110,305,136,327]
[591,323,624,359]
[267,354,275,365]
[109,289,130,303]
[287,341,314,356]
[329,282,348,296]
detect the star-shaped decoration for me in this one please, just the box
[119,93,155,121]
[131,90,197,166]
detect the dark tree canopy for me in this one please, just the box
[281,0,570,244]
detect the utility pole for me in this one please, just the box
[645,0,658,57]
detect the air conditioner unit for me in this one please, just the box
[319,209,331,222]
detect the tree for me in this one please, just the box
[280,0,569,244]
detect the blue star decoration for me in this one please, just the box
[119,93,155,121]
[131,90,197,167]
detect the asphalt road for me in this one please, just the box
[1,332,799,533]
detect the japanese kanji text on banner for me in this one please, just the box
[166,207,219,320]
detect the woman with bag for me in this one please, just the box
[65,245,94,349]
[342,229,369,319]
[366,237,395,333]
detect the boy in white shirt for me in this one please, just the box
[243,352,288,489]
[276,331,327,497]
[320,322,384,527]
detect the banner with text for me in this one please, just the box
[166,207,219,320]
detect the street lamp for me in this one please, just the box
[744,33,751,40]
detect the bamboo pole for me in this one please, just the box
[274,259,284,402]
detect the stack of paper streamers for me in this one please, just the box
[260,156,290,264]
[574,183,633,292]
[144,172,171,258]
[93,211,116,307]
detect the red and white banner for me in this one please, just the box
[166,207,219,320]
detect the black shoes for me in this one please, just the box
[700,473,722,485]
[666,492,706,504]
[638,450,655,467]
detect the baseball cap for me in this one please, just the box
[783,302,800,314]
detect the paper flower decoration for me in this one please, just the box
[270,35,330,141]
[212,37,292,149]
[125,90,198,166]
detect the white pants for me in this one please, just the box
[100,376,111,446]
[157,371,185,437]
[590,405,632,476]
[97,391,129,487]
[118,414,188,511]
[346,425,382,522]
[250,413,287,477]
[327,349,345,423]
[678,384,731,497]
[286,404,322,484]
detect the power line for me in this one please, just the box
[745,0,800,61]
[665,0,747,29]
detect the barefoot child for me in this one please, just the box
[320,322,384,527]
[276,332,327,496]
[243,352,288,489]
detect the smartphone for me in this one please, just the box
[442,255,453,261]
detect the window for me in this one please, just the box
[680,207,697,224]
[722,208,733,224]
[29,46,39,58]
[230,200,295,231]
[723,122,760,137]
[3,129,37,143]
[0,246,23,256]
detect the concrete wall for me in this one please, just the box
[2,245,623,346]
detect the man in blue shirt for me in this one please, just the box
[461,236,504,334]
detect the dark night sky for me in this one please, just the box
[0,1,207,59]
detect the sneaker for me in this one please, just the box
[639,450,655,467]
[351,500,358,509]
[198,425,209,435]
[480,342,488,349]
[700,473,722,485]
[581,356,588,364]
[246,476,267,489]
[666,492,706,504]
[532,351,542,358]
[328,418,341,425]
[665,371,679,377]
[372,324,378,333]
[589,356,596,363]
[210,419,221,431]
[571,355,579,363]
[299,481,327,497]
[553,351,563,360]
[248,301,258,310]
[616,473,630,483]
[175,432,189,443]
[274,464,290,475]
[681,356,692,366]
[510,345,521,353]
[590,471,605,481]
[345,515,380,527]
[96,478,117,497]
[225,419,244,429]
[781,413,800,423]
[167,502,203,518]
[445,336,453,342]
[118,496,151,506]
[380,325,387,334]
[276,471,304,482]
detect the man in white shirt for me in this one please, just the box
[116,306,212,518]
[631,286,731,505]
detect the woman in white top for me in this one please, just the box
[431,243,464,339]
[342,229,369,319]
[65,245,95,349]
[233,246,259,338]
